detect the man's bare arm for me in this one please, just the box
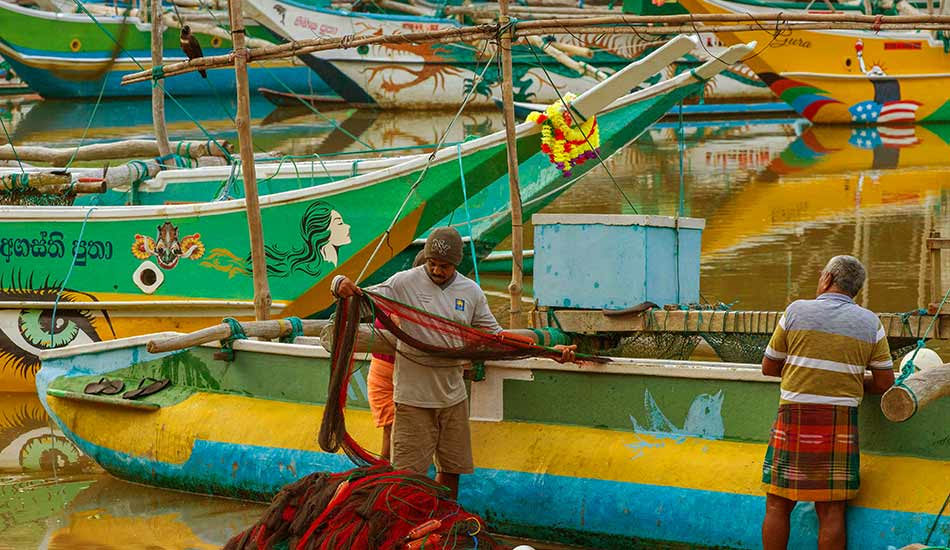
[761,356,785,377]
[864,368,895,395]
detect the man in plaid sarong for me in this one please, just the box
[761,256,895,550]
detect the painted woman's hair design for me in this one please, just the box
[261,201,350,278]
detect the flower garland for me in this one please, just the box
[526,92,600,178]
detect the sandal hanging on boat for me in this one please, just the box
[122,377,171,400]
[84,377,125,395]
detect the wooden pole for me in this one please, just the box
[151,0,171,157]
[881,365,950,421]
[498,0,525,329]
[122,17,950,85]
[0,140,232,165]
[147,319,331,353]
[228,0,272,321]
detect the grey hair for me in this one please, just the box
[822,255,866,297]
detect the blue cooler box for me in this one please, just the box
[532,214,704,310]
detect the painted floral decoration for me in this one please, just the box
[527,92,600,178]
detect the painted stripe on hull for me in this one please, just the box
[48,422,950,549]
[45,392,950,549]
[2,53,328,98]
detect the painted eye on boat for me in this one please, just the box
[0,309,101,376]
[0,282,116,379]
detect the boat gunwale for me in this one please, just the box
[40,331,775,383]
[0,50,711,222]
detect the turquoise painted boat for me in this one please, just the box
[0,0,330,99]
[0,38,717,393]
[36,326,950,548]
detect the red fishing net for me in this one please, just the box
[224,465,500,550]
[231,291,600,550]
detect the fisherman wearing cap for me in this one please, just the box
[332,227,575,499]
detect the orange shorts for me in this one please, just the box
[368,356,395,428]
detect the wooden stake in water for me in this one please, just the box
[151,0,170,157]
[499,0,525,329]
[228,0,272,321]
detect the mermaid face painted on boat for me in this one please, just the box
[262,201,352,276]
[321,210,351,266]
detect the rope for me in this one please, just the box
[49,200,100,351]
[69,0,234,163]
[0,115,23,174]
[925,490,950,546]
[256,63,373,150]
[456,144,480,285]
[218,317,247,360]
[895,285,950,387]
[355,43,498,283]
[676,99,686,218]
[524,41,639,214]
[279,316,305,343]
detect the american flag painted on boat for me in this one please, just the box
[849,100,922,124]
[849,127,919,149]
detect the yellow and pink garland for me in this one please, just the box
[527,93,600,178]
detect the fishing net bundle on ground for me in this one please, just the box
[224,465,499,550]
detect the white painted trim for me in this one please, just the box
[486,356,775,383]
[781,72,950,81]
[0,37,723,223]
[0,300,286,310]
[38,332,185,360]
[152,155,422,187]
[470,366,534,421]
[532,213,706,230]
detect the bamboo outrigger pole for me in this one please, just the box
[121,14,950,85]
[151,0,170,157]
[499,0,525,329]
[228,0,272,321]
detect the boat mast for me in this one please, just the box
[151,0,170,157]
[228,0,272,321]
[499,0,526,329]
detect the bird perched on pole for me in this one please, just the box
[179,25,207,78]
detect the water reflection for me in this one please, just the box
[3,112,950,547]
[0,393,89,474]
[3,98,505,161]
[40,476,262,550]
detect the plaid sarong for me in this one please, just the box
[762,404,860,502]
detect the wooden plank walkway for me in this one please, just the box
[547,309,945,339]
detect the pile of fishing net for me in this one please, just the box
[228,291,594,550]
[224,464,500,550]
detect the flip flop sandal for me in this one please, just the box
[83,377,110,395]
[99,379,125,395]
[84,377,125,395]
[122,377,171,400]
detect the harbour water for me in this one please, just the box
[2,95,949,548]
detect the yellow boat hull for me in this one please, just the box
[678,0,950,123]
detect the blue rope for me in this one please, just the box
[456,144,480,285]
[48,200,100,349]
[0,115,23,173]
[895,286,950,387]
[69,0,233,163]
[279,316,304,343]
[218,317,247,360]
[65,76,109,169]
